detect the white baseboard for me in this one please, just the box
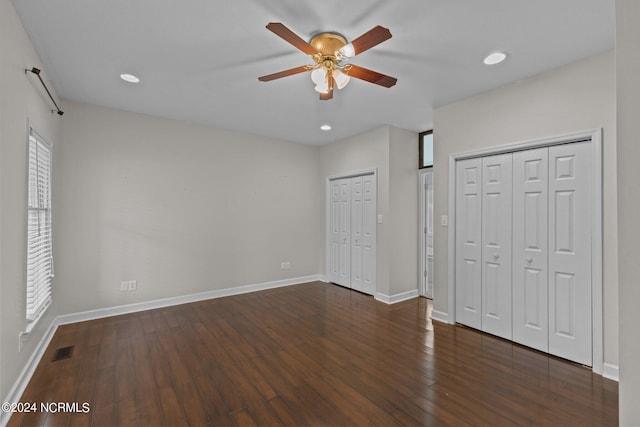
[602,363,619,382]
[57,275,322,325]
[1,274,322,427]
[375,289,420,304]
[1,319,59,427]
[430,309,450,324]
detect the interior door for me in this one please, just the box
[512,147,549,352]
[330,180,342,284]
[548,142,592,365]
[350,176,364,292]
[338,179,351,287]
[425,172,434,299]
[481,154,513,339]
[455,158,483,329]
[362,174,376,295]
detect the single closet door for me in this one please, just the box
[351,176,364,292]
[548,142,592,366]
[330,179,351,287]
[513,147,549,353]
[361,174,377,295]
[481,154,513,340]
[455,158,483,329]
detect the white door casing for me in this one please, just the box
[481,154,513,340]
[455,158,483,329]
[548,142,592,366]
[513,147,550,353]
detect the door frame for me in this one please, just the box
[325,169,378,293]
[446,128,603,374]
[418,168,434,298]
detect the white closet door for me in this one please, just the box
[548,142,592,365]
[330,181,342,284]
[350,176,364,292]
[362,174,376,295]
[481,154,513,339]
[456,158,483,329]
[338,179,351,287]
[513,148,549,352]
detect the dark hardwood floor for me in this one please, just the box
[9,281,617,426]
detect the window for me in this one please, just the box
[26,127,53,332]
[419,130,433,169]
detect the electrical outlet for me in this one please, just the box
[120,281,128,292]
[128,280,137,291]
[285,261,291,270]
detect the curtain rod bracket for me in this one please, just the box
[25,67,64,116]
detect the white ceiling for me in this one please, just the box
[12,0,614,145]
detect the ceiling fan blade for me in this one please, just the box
[349,25,392,56]
[258,65,310,82]
[346,64,397,88]
[266,22,318,56]
[319,76,334,100]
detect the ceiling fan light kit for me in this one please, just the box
[258,22,397,100]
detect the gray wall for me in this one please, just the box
[55,101,323,314]
[432,51,618,367]
[0,0,62,402]
[615,0,640,424]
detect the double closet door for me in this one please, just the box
[329,174,376,295]
[455,141,593,365]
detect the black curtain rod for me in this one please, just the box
[25,67,64,116]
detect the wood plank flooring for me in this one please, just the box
[8,282,618,426]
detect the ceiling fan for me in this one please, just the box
[258,22,397,100]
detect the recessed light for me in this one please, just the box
[320,124,332,131]
[483,52,507,65]
[120,73,140,83]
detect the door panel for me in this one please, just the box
[362,174,376,295]
[351,176,364,292]
[338,180,351,287]
[330,181,342,284]
[456,158,482,329]
[481,154,512,339]
[513,148,549,352]
[548,142,592,365]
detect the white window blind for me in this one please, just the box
[26,128,53,331]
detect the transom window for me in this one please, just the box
[419,130,433,169]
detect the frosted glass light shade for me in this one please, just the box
[311,67,327,84]
[314,79,329,93]
[338,43,355,58]
[332,69,350,89]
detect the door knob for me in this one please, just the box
[526,257,533,264]
[493,253,500,260]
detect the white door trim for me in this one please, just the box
[446,128,603,374]
[325,169,377,294]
